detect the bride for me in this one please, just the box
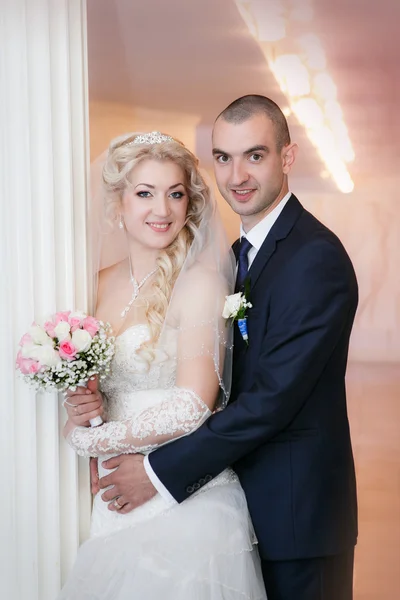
[58,131,267,599]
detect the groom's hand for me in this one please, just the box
[99,454,157,514]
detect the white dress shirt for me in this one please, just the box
[240,191,292,267]
[144,192,293,502]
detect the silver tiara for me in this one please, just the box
[127,131,174,146]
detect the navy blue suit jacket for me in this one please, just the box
[149,195,358,561]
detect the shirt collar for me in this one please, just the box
[240,191,292,250]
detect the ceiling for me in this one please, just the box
[87,0,400,195]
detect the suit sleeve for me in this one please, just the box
[148,239,358,502]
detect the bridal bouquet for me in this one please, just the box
[16,311,115,395]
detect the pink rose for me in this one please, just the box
[43,321,56,338]
[54,311,71,326]
[82,316,100,337]
[19,333,33,347]
[58,340,78,361]
[16,351,41,375]
[69,317,82,332]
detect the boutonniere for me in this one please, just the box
[222,285,252,345]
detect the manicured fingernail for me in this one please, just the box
[86,390,91,394]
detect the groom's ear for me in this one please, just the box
[281,142,298,174]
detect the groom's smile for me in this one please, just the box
[229,188,258,203]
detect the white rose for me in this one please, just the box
[54,321,71,341]
[35,314,54,328]
[21,342,37,358]
[71,329,92,353]
[222,293,243,319]
[26,344,61,367]
[29,325,54,346]
[69,310,87,321]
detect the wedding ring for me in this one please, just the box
[62,399,77,408]
[113,498,123,510]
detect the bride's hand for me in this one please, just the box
[90,458,100,495]
[63,377,104,427]
[63,418,76,438]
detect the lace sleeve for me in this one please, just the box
[67,387,211,458]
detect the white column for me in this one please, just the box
[0,1,91,598]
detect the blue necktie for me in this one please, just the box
[236,237,253,292]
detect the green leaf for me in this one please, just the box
[244,277,251,302]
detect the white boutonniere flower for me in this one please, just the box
[222,291,252,344]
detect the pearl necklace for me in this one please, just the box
[120,267,158,318]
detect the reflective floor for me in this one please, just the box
[347,363,400,599]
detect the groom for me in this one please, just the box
[86,95,359,599]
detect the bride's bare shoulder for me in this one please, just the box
[175,262,228,312]
[181,262,225,291]
[98,260,127,294]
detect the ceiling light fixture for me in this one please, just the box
[235,0,355,193]
[289,0,314,23]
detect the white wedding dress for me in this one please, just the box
[58,324,267,600]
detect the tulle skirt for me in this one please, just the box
[57,472,267,599]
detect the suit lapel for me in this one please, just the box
[247,194,303,290]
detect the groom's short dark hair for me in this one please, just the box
[216,95,291,151]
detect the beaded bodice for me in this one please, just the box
[101,324,177,420]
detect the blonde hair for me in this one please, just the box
[102,132,212,357]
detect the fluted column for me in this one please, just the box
[0,1,90,598]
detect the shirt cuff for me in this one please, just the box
[144,454,177,505]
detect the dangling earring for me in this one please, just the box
[118,215,124,230]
